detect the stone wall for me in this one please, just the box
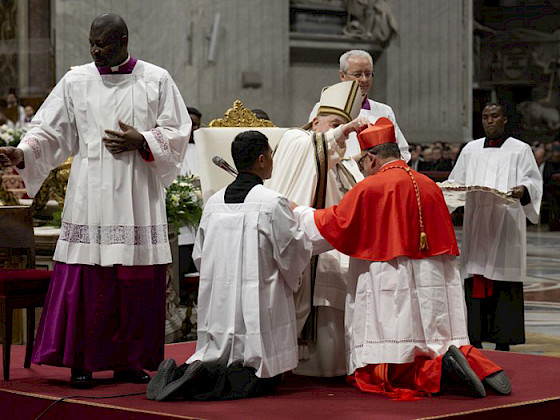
[54,0,290,125]
[53,0,471,136]
[385,0,473,143]
[0,0,18,96]
[287,0,472,139]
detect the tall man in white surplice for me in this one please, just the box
[0,13,191,388]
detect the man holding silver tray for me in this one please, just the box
[445,103,542,352]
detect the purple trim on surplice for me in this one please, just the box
[96,57,138,75]
[361,96,371,110]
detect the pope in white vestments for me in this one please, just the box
[266,80,367,377]
[447,103,543,351]
[146,131,314,401]
[0,14,191,388]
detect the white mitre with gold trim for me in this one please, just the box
[317,80,364,122]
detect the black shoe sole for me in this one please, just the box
[147,359,177,400]
[155,361,205,401]
[483,370,512,395]
[447,345,486,398]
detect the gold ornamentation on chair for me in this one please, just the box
[31,157,72,213]
[0,178,19,206]
[0,167,22,206]
[208,100,275,127]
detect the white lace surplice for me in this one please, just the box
[16,61,191,266]
[294,207,469,373]
[188,185,313,378]
[447,137,543,282]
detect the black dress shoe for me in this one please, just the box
[70,369,94,389]
[156,361,205,401]
[471,341,483,349]
[113,369,151,384]
[441,345,486,398]
[147,359,177,400]
[483,370,512,395]
[495,343,510,352]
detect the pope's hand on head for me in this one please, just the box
[103,120,146,155]
[342,116,369,136]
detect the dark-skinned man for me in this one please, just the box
[448,103,542,351]
[0,13,191,388]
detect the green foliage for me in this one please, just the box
[166,174,203,233]
[50,209,63,227]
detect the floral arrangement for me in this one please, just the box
[47,175,203,230]
[166,174,203,232]
[0,125,27,147]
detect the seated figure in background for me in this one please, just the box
[267,80,367,378]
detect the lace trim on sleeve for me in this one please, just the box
[21,136,42,160]
[151,128,170,156]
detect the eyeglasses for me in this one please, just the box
[357,153,372,171]
[343,71,374,79]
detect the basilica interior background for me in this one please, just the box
[1,0,559,144]
[1,0,560,351]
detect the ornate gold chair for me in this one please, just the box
[181,102,289,337]
[196,100,289,202]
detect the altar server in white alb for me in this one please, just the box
[308,49,410,166]
[266,80,367,377]
[0,14,191,389]
[146,131,314,401]
[447,102,543,352]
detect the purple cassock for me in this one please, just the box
[361,96,371,111]
[31,57,166,374]
[31,262,166,372]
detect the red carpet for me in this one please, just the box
[1,342,560,419]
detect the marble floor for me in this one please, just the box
[456,225,560,356]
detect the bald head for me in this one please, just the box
[89,13,129,68]
[91,13,128,35]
